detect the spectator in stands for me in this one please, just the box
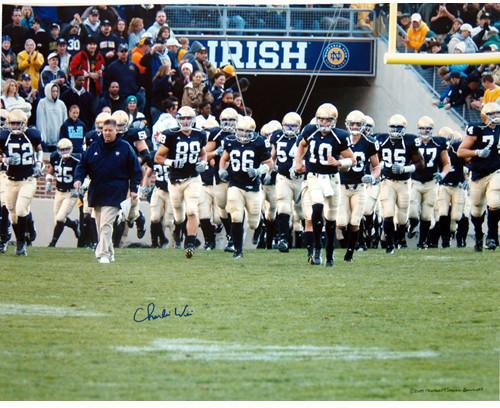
[69,36,105,97]
[460,4,480,27]
[4,8,30,54]
[398,12,411,31]
[447,42,470,77]
[83,8,101,37]
[1,79,31,113]
[21,6,35,29]
[210,71,226,110]
[125,95,147,130]
[131,37,152,75]
[233,92,244,112]
[182,71,214,111]
[434,71,468,110]
[182,41,217,84]
[481,30,500,52]
[30,17,50,56]
[55,38,71,76]
[213,90,240,119]
[155,25,171,44]
[221,64,237,90]
[178,37,189,62]
[98,20,120,64]
[472,13,499,49]
[443,18,463,48]
[467,76,485,110]
[37,83,68,151]
[147,10,174,41]
[1,36,17,80]
[104,44,144,111]
[48,23,61,54]
[151,65,175,124]
[128,18,146,50]
[165,37,181,71]
[481,73,500,105]
[448,24,478,53]
[96,81,125,113]
[18,73,38,107]
[429,4,458,40]
[404,13,430,52]
[81,6,120,27]
[59,104,87,156]
[195,101,216,128]
[60,74,94,128]
[61,16,87,57]
[111,21,125,51]
[139,42,170,104]
[39,52,68,97]
[17,38,44,90]
[152,96,179,149]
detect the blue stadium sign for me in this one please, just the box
[191,36,376,77]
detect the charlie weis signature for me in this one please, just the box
[133,303,193,322]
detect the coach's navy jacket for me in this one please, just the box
[75,136,142,208]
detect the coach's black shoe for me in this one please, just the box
[232,250,243,259]
[185,244,195,259]
[344,249,354,262]
[278,238,289,253]
[136,212,146,239]
[325,258,334,268]
[311,249,322,265]
[16,241,27,256]
[485,238,497,250]
[385,245,395,255]
[474,238,483,252]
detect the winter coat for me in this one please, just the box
[36,83,68,148]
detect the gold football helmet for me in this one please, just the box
[315,103,338,132]
[236,116,256,144]
[417,115,434,141]
[387,114,407,139]
[220,107,238,132]
[7,109,28,135]
[95,112,112,132]
[345,110,366,137]
[282,112,302,137]
[480,102,500,126]
[57,138,73,158]
[437,126,454,142]
[363,115,375,137]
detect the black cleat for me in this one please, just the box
[48,241,56,247]
[344,249,354,262]
[485,238,497,250]
[135,212,146,239]
[442,241,450,248]
[204,241,216,251]
[72,220,81,239]
[232,250,243,259]
[277,239,289,253]
[474,239,483,252]
[325,258,334,268]
[185,244,195,259]
[0,242,7,254]
[311,249,322,265]
[417,243,428,250]
[16,242,27,256]
[224,237,235,253]
[385,245,395,255]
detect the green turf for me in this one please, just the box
[0,247,498,400]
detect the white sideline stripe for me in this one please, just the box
[115,338,438,361]
[0,303,106,317]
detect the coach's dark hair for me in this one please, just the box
[103,118,117,127]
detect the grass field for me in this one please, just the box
[0,246,498,400]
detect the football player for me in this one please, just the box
[294,103,356,267]
[458,102,500,251]
[0,109,43,256]
[377,114,424,254]
[112,110,148,239]
[205,107,239,252]
[219,115,273,259]
[338,110,380,261]
[0,109,11,252]
[45,139,81,247]
[408,116,451,249]
[155,105,208,258]
[435,127,467,248]
[271,113,303,253]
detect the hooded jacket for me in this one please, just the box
[406,22,430,51]
[36,83,68,147]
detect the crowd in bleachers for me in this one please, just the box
[1,5,252,153]
[397,3,500,113]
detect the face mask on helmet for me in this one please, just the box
[177,115,195,132]
[388,125,405,139]
[418,126,433,141]
[236,127,255,144]
[282,123,300,137]
[8,121,26,135]
[346,120,365,137]
[316,117,335,133]
[116,121,128,133]
[362,123,374,137]
[58,144,73,159]
[220,118,237,132]
[486,110,500,126]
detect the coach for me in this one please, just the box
[74,118,142,264]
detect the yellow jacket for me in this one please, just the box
[406,22,430,51]
[17,50,44,89]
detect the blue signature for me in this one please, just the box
[133,303,193,323]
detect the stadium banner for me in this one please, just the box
[190,36,376,77]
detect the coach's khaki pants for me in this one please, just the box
[94,206,119,260]
[306,173,340,221]
[5,177,37,224]
[168,176,202,223]
[470,169,500,217]
[337,184,366,227]
[227,186,263,229]
[380,179,410,224]
[54,191,78,223]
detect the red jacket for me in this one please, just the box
[69,50,106,96]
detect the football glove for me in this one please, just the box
[391,163,404,174]
[459,180,469,190]
[263,173,272,185]
[45,182,53,193]
[361,174,374,184]
[195,160,208,173]
[218,168,229,182]
[70,189,79,198]
[246,167,259,178]
[33,161,43,177]
[7,153,21,166]
[215,145,224,156]
[433,172,444,183]
[476,148,491,158]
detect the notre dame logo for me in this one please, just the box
[323,43,350,70]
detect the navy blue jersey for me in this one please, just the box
[59,118,86,154]
[121,128,149,155]
[377,133,420,181]
[84,129,100,150]
[50,152,79,191]
[65,34,83,56]
[147,152,169,192]
[0,128,42,180]
[270,130,298,179]
[224,135,271,192]
[159,129,207,182]
[442,141,466,186]
[340,135,379,185]
[412,137,447,183]
[465,123,500,181]
[208,127,234,184]
[300,124,350,175]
